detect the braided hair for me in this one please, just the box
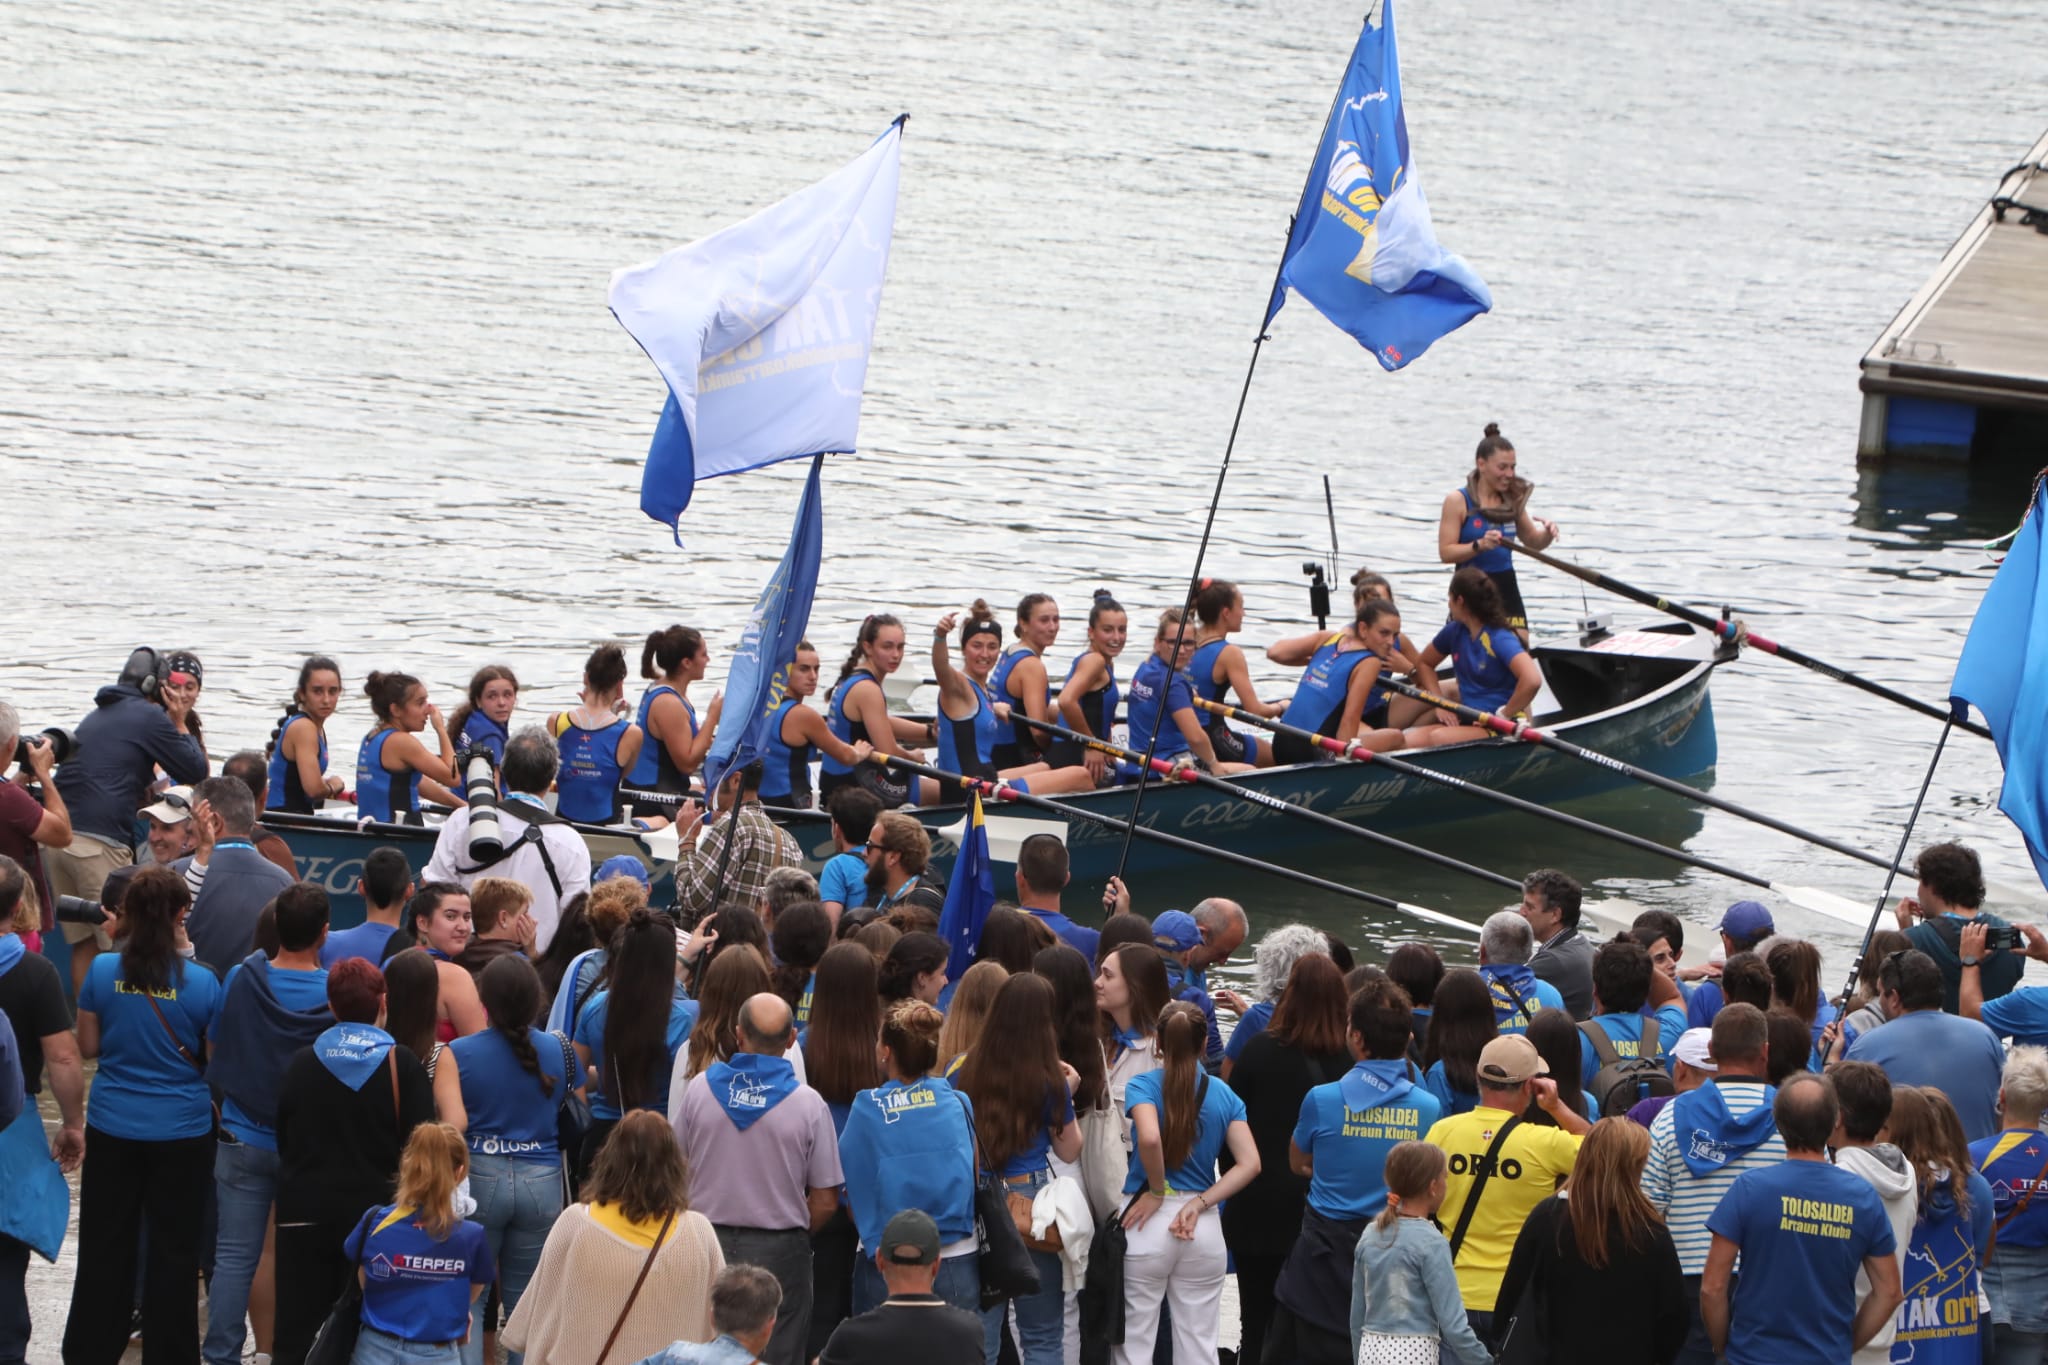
[478,955,554,1095]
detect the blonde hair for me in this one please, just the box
[8,879,37,936]
[469,876,532,935]
[394,1122,469,1239]
[937,961,1009,1073]
[871,812,931,876]
[1374,1140,1447,1233]
[587,875,649,944]
[1563,1118,1659,1268]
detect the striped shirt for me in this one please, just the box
[1640,1081,1786,1274]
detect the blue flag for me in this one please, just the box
[703,455,827,794]
[1265,0,1491,370]
[937,792,996,981]
[1952,490,2048,889]
[608,119,903,535]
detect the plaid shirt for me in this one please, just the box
[672,800,803,924]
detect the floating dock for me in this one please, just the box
[1859,128,2048,463]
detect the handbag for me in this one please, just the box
[1077,1192,1144,1365]
[1077,1041,1130,1222]
[551,1028,591,1200]
[1007,1186,1064,1255]
[593,1208,676,1365]
[957,1094,1040,1307]
[304,1207,376,1365]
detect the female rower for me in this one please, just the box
[624,625,721,811]
[818,614,934,807]
[988,593,1062,769]
[1264,598,1410,764]
[449,665,520,765]
[932,602,1095,795]
[758,641,871,809]
[266,654,349,813]
[549,643,645,825]
[1052,590,1129,784]
[1351,571,1445,727]
[1190,578,1288,767]
[357,670,459,821]
[1403,568,1544,749]
[1436,422,1559,641]
[1127,608,1248,776]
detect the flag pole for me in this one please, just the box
[1110,52,1358,887]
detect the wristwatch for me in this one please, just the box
[1959,955,1982,968]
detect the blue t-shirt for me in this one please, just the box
[1121,1068,1247,1195]
[1844,1010,2006,1142]
[1577,1007,1686,1080]
[997,1084,1077,1179]
[1224,1000,1276,1063]
[1125,654,1197,764]
[451,1027,568,1163]
[573,993,698,1121]
[1705,1160,1898,1365]
[1428,620,1527,716]
[1979,984,2048,1049]
[1291,1074,1442,1220]
[79,953,223,1141]
[1970,1128,2048,1249]
[1478,965,1565,1034]
[346,1205,495,1344]
[321,921,402,968]
[1027,908,1100,964]
[819,850,868,910]
[1889,1169,1995,1365]
[1686,979,1725,1030]
[217,962,330,1149]
[1421,1062,1479,1118]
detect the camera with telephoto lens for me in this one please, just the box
[1302,562,1332,628]
[454,742,503,862]
[54,894,110,927]
[15,727,75,769]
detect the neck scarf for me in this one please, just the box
[1669,1080,1780,1175]
[0,934,23,979]
[706,1051,800,1131]
[314,1022,396,1089]
[1339,1058,1417,1114]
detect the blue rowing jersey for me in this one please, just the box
[627,684,693,791]
[459,711,509,765]
[759,697,815,803]
[355,729,419,823]
[1278,635,1384,738]
[937,681,1007,781]
[990,646,1049,762]
[1429,620,1527,716]
[1125,654,1195,762]
[821,672,881,778]
[1189,640,1230,705]
[266,711,326,814]
[1458,486,1517,574]
[553,714,629,823]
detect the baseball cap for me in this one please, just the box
[1672,1028,1718,1073]
[595,854,651,887]
[1152,910,1201,954]
[880,1209,941,1266]
[1476,1034,1550,1086]
[142,787,195,824]
[1717,900,1774,943]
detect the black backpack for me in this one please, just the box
[1579,1017,1674,1117]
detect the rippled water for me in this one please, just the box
[6,0,2048,968]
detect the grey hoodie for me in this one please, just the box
[1836,1142,1916,1364]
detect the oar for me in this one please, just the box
[1190,697,1875,927]
[869,754,1480,936]
[1505,540,1992,740]
[1376,675,1910,877]
[1007,714,1521,893]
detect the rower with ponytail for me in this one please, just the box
[265,655,348,813]
[623,625,719,812]
[819,613,938,806]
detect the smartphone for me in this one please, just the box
[1984,925,2024,952]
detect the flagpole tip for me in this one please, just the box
[893,113,910,129]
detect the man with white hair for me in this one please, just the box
[0,700,73,943]
[1220,925,1330,1074]
[1969,1045,2048,1359]
[1476,910,1565,1034]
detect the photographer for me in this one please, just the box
[0,701,72,945]
[423,726,590,954]
[49,649,210,996]
[1893,842,2021,1014]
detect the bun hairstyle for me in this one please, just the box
[837,614,902,688]
[960,599,1004,647]
[1088,589,1125,630]
[268,654,342,757]
[641,625,705,680]
[1476,422,1515,460]
[363,671,422,724]
[1351,570,1396,614]
[1192,578,1239,627]
[584,642,629,696]
[1155,605,1186,640]
[1013,593,1057,640]
[880,997,944,1077]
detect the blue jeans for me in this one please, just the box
[466,1151,563,1365]
[852,1253,980,1317]
[204,1136,279,1365]
[350,1325,462,1365]
[983,1170,1064,1365]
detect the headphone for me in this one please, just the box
[118,646,170,700]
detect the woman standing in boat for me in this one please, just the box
[550,643,645,825]
[1052,589,1129,783]
[1190,578,1287,768]
[1265,599,1413,764]
[757,641,871,809]
[1126,607,1246,775]
[1436,423,1559,640]
[266,654,349,813]
[624,626,720,812]
[1403,568,1544,749]
[449,665,519,765]
[931,602,1093,794]
[357,670,459,822]
[988,593,1061,770]
[818,614,935,807]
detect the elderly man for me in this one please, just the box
[634,1265,784,1365]
[1475,910,1566,1033]
[818,1211,984,1365]
[179,777,295,976]
[672,993,842,1365]
[673,761,804,927]
[424,725,591,953]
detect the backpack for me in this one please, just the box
[1578,1017,1674,1117]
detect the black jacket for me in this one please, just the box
[1493,1194,1687,1365]
[55,683,208,845]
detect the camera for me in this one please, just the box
[1984,925,2025,952]
[54,894,109,927]
[454,742,503,862]
[14,727,75,769]
[1302,562,1332,629]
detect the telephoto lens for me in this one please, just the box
[53,895,109,926]
[459,743,503,862]
[14,727,75,768]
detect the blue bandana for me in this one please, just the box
[1339,1059,1417,1114]
[1669,1082,1779,1176]
[314,1023,397,1089]
[706,1052,800,1131]
[1481,963,1542,1025]
[0,934,23,979]
[1110,1025,1148,1052]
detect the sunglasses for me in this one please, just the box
[159,790,191,813]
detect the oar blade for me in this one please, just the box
[1776,882,1879,928]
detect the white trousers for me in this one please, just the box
[1114,1195,1226,1365]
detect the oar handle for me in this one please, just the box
[1189,696,1384,763]
[1009,714,1199,782]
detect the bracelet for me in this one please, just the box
[1150,1187,1167,1199]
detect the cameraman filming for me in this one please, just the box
[49,649,210,996]
[423,725,589,954]
[0,701,73,947]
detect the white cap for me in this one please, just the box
[1673,1027,1717,1072]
